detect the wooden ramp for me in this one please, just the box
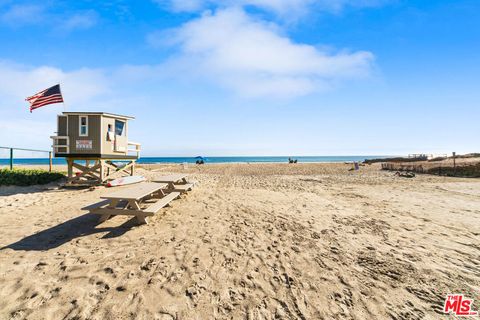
[83,182,180,224]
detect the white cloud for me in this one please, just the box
[62,10,99,31]
[155,0,313,17]
[156,0,390,16]
[320,0,392,12]
[0,61,109,106]
[0,119,54,151]
[0,4,45,25]
[165,0,204,12]
[151,8,374,97]
[0,4,98,30]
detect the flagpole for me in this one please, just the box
[58,83,66,112]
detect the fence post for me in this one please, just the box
[452,152,456,176]
[9,148,13,170]
[49,151,53,172]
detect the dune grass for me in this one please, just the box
[0,168,65,186]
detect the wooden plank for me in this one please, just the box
[70,161,102,183]
[101,182,168,201]
[88,207,154,217]
[57,154,138,160]
[143,192,180,214]
[103,161,136,181]
[173,183,194,192]
[153,174,188,183]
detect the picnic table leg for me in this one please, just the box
[127,200,141,210]
[108,199,119,208]
[153,189,166,198]
[98,199,118,223]
[136,215,148,224]
[126,200,148,224]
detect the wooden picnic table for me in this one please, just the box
[154,174,189,184]
[153,174,194,193]
[84,182,180,224]
[101,182,167,201]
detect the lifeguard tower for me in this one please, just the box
[51,112,141,186]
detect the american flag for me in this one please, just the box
[26,84,64,112]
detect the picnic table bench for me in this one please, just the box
[153,174,194,193]
[83,182,180,224]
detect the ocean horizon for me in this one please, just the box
[0,155,392,166]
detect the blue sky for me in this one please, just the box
[0,0,479,156]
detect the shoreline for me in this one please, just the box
[0,155,392,167]
[2,160,363,167]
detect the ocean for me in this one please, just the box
[0,156,389,166]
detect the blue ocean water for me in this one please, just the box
[0,156,389,166]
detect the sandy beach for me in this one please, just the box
[0,163,479,319]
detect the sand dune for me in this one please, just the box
[0,163,479,319]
